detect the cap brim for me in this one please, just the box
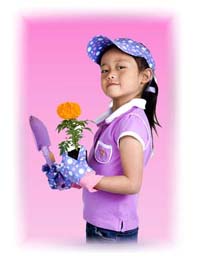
[87,35,156,71]
[87,35,116,65]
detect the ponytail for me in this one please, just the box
[141,82,161,136]
[134,56,161,141]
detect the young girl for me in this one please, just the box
[43,35,160,244]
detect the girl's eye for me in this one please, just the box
[118,66,126,70]
[101,69,108,74]
[101,66,126,74]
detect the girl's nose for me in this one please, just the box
[106,72,116,80]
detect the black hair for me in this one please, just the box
[99,45,161,141]
[133,56,161,138]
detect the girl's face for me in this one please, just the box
[100,47,151,106]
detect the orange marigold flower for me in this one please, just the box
[57,102,81,119]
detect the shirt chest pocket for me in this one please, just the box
[94,140,113,164]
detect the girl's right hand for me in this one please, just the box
[42,164,72,190]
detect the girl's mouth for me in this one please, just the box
[107,83,120,87]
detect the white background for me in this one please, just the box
[0,0,199,265]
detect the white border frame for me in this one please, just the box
[1,0,199,265]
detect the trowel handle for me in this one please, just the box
[41,146,55,167]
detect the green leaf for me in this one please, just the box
[57,117,94,154]
[84,127,93,133]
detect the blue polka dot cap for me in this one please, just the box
[87,35,156,71]
[87,35,158,93]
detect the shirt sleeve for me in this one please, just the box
[115,113,150,151]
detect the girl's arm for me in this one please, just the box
[93,136,144,195]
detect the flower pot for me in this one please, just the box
[67,148,80,160]
[67,146,88,162]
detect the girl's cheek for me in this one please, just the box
[101,76,106,84]
[101,81,106,91]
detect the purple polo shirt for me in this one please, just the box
[82,98,153,232]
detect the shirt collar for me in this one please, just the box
[95,98,146,124]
